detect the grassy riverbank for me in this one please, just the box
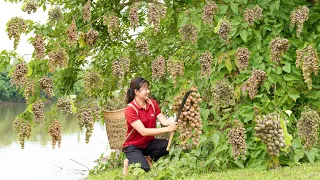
[87,162,320,180]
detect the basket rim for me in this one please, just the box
[102,107,126,113]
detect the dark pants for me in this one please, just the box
[123,139,169,172]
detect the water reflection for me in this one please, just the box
[0,103,110,180]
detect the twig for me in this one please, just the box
[69,158,90,171]
[54,164,63,170]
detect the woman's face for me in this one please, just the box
[135,83,150,100]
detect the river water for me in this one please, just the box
[0,103,110,180]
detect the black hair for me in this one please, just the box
[126,77,150,104]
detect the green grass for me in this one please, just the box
[87,162,320,180]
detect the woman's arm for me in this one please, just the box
[157,113,175,126]
[131,119,178,136]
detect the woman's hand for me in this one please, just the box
[166,121,178,132]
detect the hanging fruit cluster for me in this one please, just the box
[215,18,231,42]
[228,119,247,160]
[254,113,286,156]
[32,34,45,59]
[167,58,184,87]
[6,17,27,50]
[78,103,101,143]
[32,101,44,124]
[84,71,104,96]
[171,88,202,149]
[83,0,91,23]
[202,1,218,25]
[296,45,319,90]
[13,118,31,149]
[129,4,139,29]
[297,110,320,149]
[22,1,37,14]
[246,69,266,99]
[11,61,28,89]
[48,48,69,72]
[84,29,99,47]
[107,15,120,38]
[57,98,73,115]
[49,120,62,149]
[269,37,289,64]
[39,76,53,98]
[179,24,198,43]
[147,3,161,31]
[48,7,63,23]
[290,6,309,37]
[199,51,213,76]
[243,5,263,26]
[24,81,35,104]
[135,39,149,55]
[151,56,165,79]
[212,79,236,114]
[235,47,250,71]
[66,20,77,45]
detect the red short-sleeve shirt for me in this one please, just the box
[123,98,161,148]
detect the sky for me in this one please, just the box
[0,1,48,62]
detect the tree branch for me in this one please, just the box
[69,158,90,171]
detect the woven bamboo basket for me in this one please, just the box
[103,108,127,150]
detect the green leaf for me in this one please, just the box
[279,117,293,152]
[211,133,219,147]
[306,148,319,163]
[283,63,291,73]
[225,56,233,72]
[218,5,228,14]
[292,138,303,149]
[177,13,189,28]
[284,74,300,81]
[230,2,238,14]
[234,160,244,168]
[240,30,248,42]
[200,109,210,120]
[288,92,300,102]
[26,65,33,77]
[27,104,33,113]
[294,149,304,162]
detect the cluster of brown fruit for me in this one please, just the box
[290,6,309,37]
[216,19,231,42]
[148,3,161,31]
[84,29,99,47]
[202,1,218,25]
[171,88,202,149]
[107,15,120,39]
[269,37,289,64]
[254,113,286,156]
[129,4,139,29]
[167,58,184,87]
[228,119,247,160]
[212,79,236,114]
[296,45,319,90]
[48,48,69,72]
[298,110,320,149]
[179,24,198,43]
[32,34,45,59]
[66,20,77,45]
[236,47,250,71]
[199,51,213,76]
[83,0,91,23]
[136,39,149,55]
[246,69,266,100]
[6,17,27,49]
[84,71,103,96]
[39,76,53,98]
[78,104,101,143]
[11,61,28,89]
[57,98,73,115]
[13,118,31,149]
[32,101,44,124]
[151,56,165,79]
[24,81,35,104]
[49,120,62,149]
[48,7,63,24]
[22,1,37,14]
[243,5,263,26]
